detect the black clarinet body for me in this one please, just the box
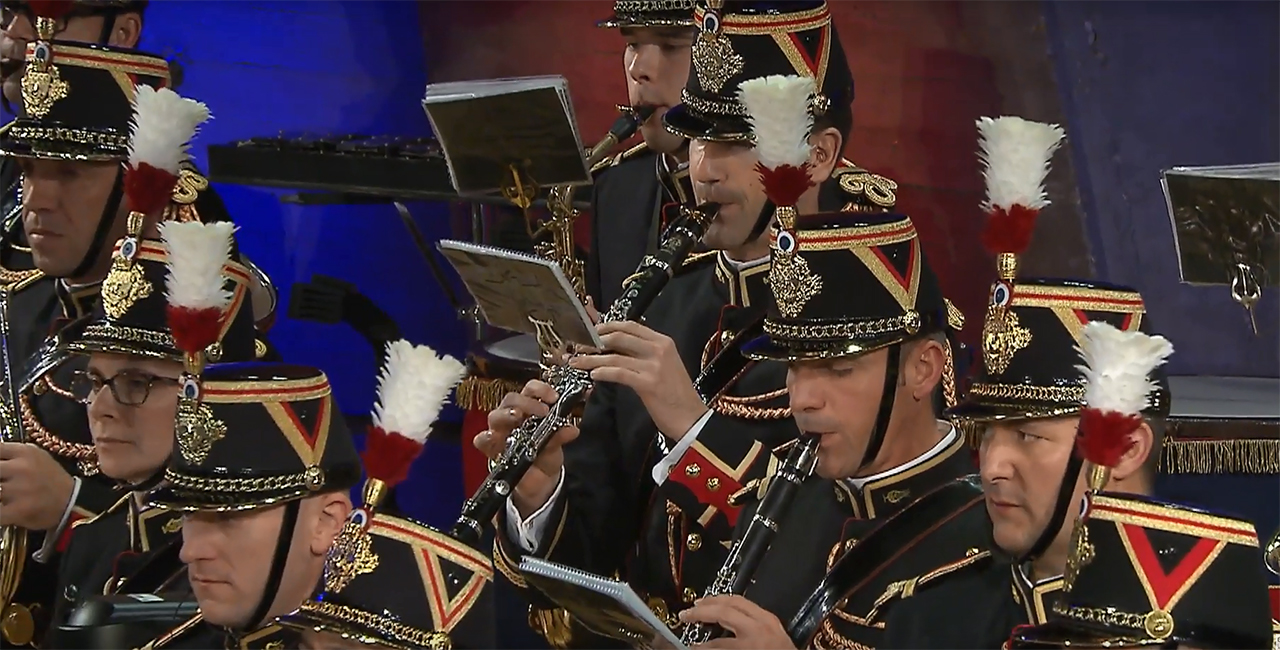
[681,434,820,645]
[449,203,720,545]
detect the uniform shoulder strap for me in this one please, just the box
[590,140,651,174]
[831,158,899,212]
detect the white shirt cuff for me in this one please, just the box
[652,409,714,485]
[33,475,81,564]
[503,466,566,553]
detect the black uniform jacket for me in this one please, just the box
[52,491,187,630]
[732,430,991,650]
[585,142,888,311]
[882,557,1065,650]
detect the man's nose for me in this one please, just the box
[178,520,214,564]
[22,177,58,211]
[786,369,825,413]
[627,43,658,85]
[979,428,1015,484]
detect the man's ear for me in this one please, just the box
[309,491,353,556]
[108,13,143,49]
[807,126,842,181]
[907,338,946,401]
[1110,421,1154,485]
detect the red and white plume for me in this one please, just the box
[160,221,236,356]
[738,74,817,208]
[1074,321,1174,469]
[363,340,467,489]
[125,86,212,217]
[976,116,1065,257]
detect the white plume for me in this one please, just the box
[1075,321,1174,416]
[738,74,815,169]
[371,340,467,443]
[160,221,236,311]
[128,86,212,174]
[976,116,1065,212]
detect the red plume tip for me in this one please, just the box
[165,305,225,355]
[124,162,178,217]
[1076,408,1141,469]
[980,204,1040,257]
[361,426,425,488]
[755,162,815,208]
[28,0,74,20]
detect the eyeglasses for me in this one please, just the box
[70,369,181,407]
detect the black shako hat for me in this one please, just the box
[664,0,853,143]
[1011,492,1272,649]
[0,35,168,160]
[947,278,1172,422]
[147,362,362,512]
[744,211,948,361]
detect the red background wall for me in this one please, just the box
[419,1,1093,346]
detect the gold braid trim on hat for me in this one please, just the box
[1160,438,1280,475]
[966,382,1086,404]
[164,468,312,494]
[7,125,129,150]
[295,600,451,650]
[764,314,912,342]
[454,376,524,412]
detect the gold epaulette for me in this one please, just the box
[832,159,898,212]
[863,549,992,623]
[590,141,650,175]
[677,250,718,273]
[71,493,129,530]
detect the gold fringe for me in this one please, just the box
[453,376,523,412]
[1160,438,1280,475]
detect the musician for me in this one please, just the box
[585,0,696,310]
[47,218,263,632]
[277,341,495,650]
[139,362,362,649]
[879,119,1171,649]
[478,2,905,647]
[585,0,895,310]
[1007,497,1272,649]
[0,21,172,646]
[1,0,144,225]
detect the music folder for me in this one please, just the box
[1161,162,1279,287]
[437,240,604,350]
[519,557,688,650]
[422,75,591,196]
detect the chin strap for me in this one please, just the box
[65,167,124,280]
[856,344,902,471]
[1020,440,1085,563]
[245,499,301,631]
[95,9,120,45]
[742,199,776,248]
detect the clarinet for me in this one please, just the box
[450,202,720,544]
[681,434,821,645]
